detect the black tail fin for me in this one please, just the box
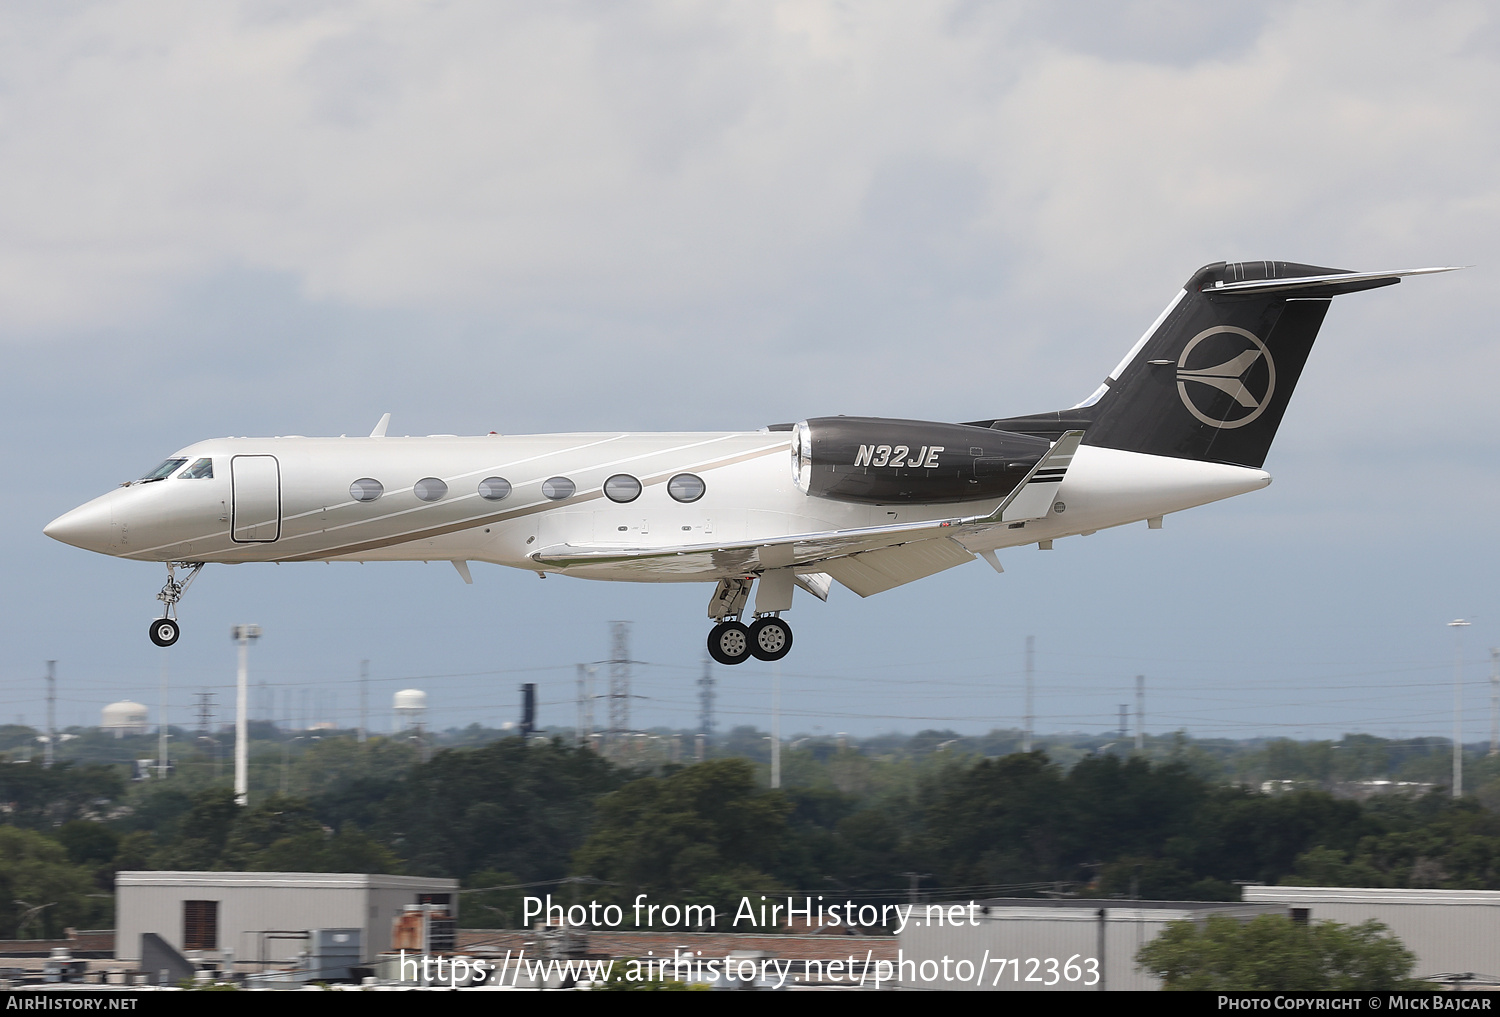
[977,261,1454,469]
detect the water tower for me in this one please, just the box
[102,700,149,738]
[393,689,428,732]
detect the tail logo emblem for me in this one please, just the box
[1176,326,1276,429]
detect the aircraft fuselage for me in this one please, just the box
[45,430,1268,580]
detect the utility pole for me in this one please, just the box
[1135,675,1145,753]
[576,664,597,748]
[1490,648,1498,758]
[698,654,716,748]
[195,691,215,734]
[608,622,631,753]
[195,691,218,778]
[43,662,56,769]
[1449,619,1470,798]
[358,660,369,744]
[1023,636,1034,753]
[232,625,262,806]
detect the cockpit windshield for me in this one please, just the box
[140,458,188,482]
[179,458,214,480]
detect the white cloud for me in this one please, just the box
[0,0,1494,348]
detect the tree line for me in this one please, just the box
[7,731,1500,940]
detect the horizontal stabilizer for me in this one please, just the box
[1207,266,1461,297]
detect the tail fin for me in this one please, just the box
[980,261,1458,469]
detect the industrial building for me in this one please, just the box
[1243,886,1500,984]
[115,871,458,968]
[898,887,1500,990]
[897,897,1285,991]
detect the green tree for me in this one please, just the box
[382,738,623,881]
[0,827,112,938]
[291,737,418,829]
[1136,914,1421,990]
[570,758,790,925]
[151,788,240,869]
[248,826,400,873]
[0,760,124,828]
[921,751,1068,887]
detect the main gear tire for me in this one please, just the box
[747,617,793,662]
[707,621,752,665]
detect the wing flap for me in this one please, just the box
[823,537,975,597]
[530,515,966,573]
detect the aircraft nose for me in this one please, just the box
[44,500,115,553]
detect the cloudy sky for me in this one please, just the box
[5,1,1498,748]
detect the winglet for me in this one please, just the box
[370,413,391,438]
[982,429,1085,524]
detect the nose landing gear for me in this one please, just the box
[150,562,203,647]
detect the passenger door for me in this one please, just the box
[231,455,281,542]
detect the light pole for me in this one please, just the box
[771,660,781,789]
[1449,619,1470,799]
[232,625,262,806]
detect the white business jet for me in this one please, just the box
[45,261,1453,664]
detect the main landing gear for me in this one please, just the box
[707,617,793,665]
[705,576,794,665]
[149,562,203,647]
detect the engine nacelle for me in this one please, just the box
[790,416,1050,504]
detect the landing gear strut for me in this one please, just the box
[150,562,203,647]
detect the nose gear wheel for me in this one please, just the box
[149,618,181,647]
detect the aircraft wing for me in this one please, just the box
[529,515,975,577]
[530,430,1085,593]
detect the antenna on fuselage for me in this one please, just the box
[369,413,391,438]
